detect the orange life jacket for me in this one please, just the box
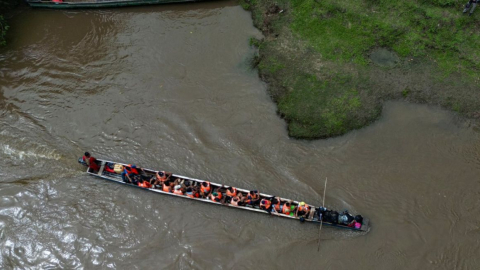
[211,192,223,202]
[157,171,167,182]
[274,200,281,211]
[226,187,237,197]
[200,182,211,193]
[282,203,291,215]
[260,199,271,209]
[298,204,310,212]
[162,184,171,193]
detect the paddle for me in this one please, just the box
[317,177,328,252]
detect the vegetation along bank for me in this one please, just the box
[240,0,480,139]
[0,0,22,46]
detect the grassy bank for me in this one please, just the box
[0,0,22,46]
[241,0,480,139]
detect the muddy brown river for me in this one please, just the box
[1,1,480,269]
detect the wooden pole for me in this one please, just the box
[317,177,328,252]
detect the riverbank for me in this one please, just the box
[240,0,480,139]
[0,0,22,45]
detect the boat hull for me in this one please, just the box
[27,0,203,9]
[78,157,370,232]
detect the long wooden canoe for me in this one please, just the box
[78,157,370,232]
[26,0,206,9]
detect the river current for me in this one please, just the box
[0,1,479,269]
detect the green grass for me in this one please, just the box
[288,0,480,76]
[241,0,480,139]
[0,15,8,46]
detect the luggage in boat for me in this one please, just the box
[114,164,124,174]
[324,210,339,224]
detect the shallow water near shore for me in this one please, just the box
[1,2,480,269]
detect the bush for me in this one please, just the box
[0,15,8,46]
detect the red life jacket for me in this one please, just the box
[83,156,100,171]
[125,165,139,175]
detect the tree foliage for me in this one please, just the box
[0,15,8,46]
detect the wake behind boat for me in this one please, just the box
[78,155,370,232]
[26,0,207,9]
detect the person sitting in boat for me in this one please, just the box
[229,194,241,206]
[161,181,172,193]
[245,190,261,206]
[122,164,139,184]
[316,206,327,221]
[295,202,310,218]
[281,201,295,216]
[200,181,212,198]
[271,197,282,214]
[185,187,200,198]
[138,178,152,189]
[82,152,100,172]
[259,198,273,213]
[229,192,245,206]
[349,215,363,229]
[209,191,224,203]
[225,186,238,203]
[173,184,183,195]
[154,171,172,185]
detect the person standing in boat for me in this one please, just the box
[82,152,100,172]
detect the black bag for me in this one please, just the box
[324,210,339,224]
[355,215,363,223]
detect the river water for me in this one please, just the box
[1,2,480,269]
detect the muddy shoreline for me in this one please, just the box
[240,0,480,139]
